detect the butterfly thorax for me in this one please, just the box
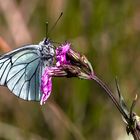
[39,39,55,60]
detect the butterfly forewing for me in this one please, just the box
[0,44,51,101]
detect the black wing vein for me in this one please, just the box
[0,60,10,81]
[6,67,25,83]
[11,51,38,64]
[11,71,25,93]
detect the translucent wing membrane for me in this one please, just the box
[0,45,45,101]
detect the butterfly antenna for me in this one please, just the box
[46,22,49,38]
[47,12,63,37]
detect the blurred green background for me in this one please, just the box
[0,0,140,139]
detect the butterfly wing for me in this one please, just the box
[0,45,48,101]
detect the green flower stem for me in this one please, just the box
[91,75,129,121]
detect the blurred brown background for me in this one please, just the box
[0,0,140,140]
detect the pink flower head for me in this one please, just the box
[56,43,71,66]
[40,43,71,105]
[40,42,94,105]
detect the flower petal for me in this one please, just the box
[56,43,71,66]
[40,70,52,105]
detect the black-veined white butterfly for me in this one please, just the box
[0,13,63,102]
[0,38,55,101]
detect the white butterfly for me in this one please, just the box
[0,39,55,101]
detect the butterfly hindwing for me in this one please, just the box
[0,45,44,101]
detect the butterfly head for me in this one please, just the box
[39,38,55,59]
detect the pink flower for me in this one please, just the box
[40,42,94,105]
